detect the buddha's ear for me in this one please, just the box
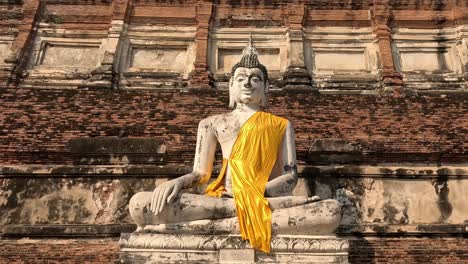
[228,76,235,109]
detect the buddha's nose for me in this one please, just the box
[244,82,252,89]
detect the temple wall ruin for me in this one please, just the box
[0,0,467,263]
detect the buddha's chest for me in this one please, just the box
[213,123,241,144]
[211,114,253,144]
[211,113,256,160]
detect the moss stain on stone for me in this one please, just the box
[432,176,453,223]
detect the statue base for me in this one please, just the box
[119,233,349,263]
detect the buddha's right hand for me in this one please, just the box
[150,178,183,215]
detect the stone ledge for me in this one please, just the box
[69,138,167,165]
[307,139,466,164]
[3,224,467,237]
[301,165,468,178]
[336,224,468,235]
[4,85,467,94]
[0,165,466,178]
[0,164,192,177]
[1,224,136,237]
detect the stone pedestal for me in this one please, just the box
[119,233,349,263]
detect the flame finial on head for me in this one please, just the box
[231,34,268,80]
[242,34,258,57]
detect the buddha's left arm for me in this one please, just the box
[265,121,298,196]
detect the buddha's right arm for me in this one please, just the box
[165,117,217,187]
[150,118,217,214]
[189,117,217,184]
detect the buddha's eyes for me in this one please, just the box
[234,74,262,83]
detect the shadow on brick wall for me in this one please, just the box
[348,237,375,264]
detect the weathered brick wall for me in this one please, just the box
[1,88,466,165]
[348,237,468,264]
[0,237,467,264]
[0,1,467,262]
[0,238,119,263]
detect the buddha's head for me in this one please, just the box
[229,37,269,108]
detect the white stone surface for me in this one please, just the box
[393,27,464,74]
[135,198,340,236]
[311,176,468,226]
[120,25,196,74]
[219,249,255,263]
[303,27,380,90]
[119,233,349,264]
[130,47,188,71]
[287,29,306,68]
[117,25,197,88]
[40,44,100,67]
[0,42,12,63]
[0,36,14,78]
[28,25,107,70]
[400,49,452,72]
[304,27,378,75]
[314,50,367,71]
[447,179,468,223]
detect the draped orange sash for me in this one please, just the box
[204,111,288,252]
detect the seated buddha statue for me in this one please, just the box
[129,39,342,253]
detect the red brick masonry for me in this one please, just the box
[0,237,467,264]
[1,88,466,165]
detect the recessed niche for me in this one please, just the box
[40,44,99,68]
[130,47,188,72]
[314,51,367,71]
[400,50,450,72]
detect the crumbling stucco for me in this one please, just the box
[0,178,156,225]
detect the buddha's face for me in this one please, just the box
[230,67,266,107]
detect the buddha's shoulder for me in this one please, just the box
[199,112,291,129]
[198,113,236,127]
[261,112,290,125]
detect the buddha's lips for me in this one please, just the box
[240,89,254,95]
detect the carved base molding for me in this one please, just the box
[119,233,349,263]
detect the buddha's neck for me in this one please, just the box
[235,103,261,113]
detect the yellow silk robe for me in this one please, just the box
[204,111,288,252]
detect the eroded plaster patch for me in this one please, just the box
[446,179,468,223]
[19,185,98,224]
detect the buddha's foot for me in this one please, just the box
[143,199,341,235]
